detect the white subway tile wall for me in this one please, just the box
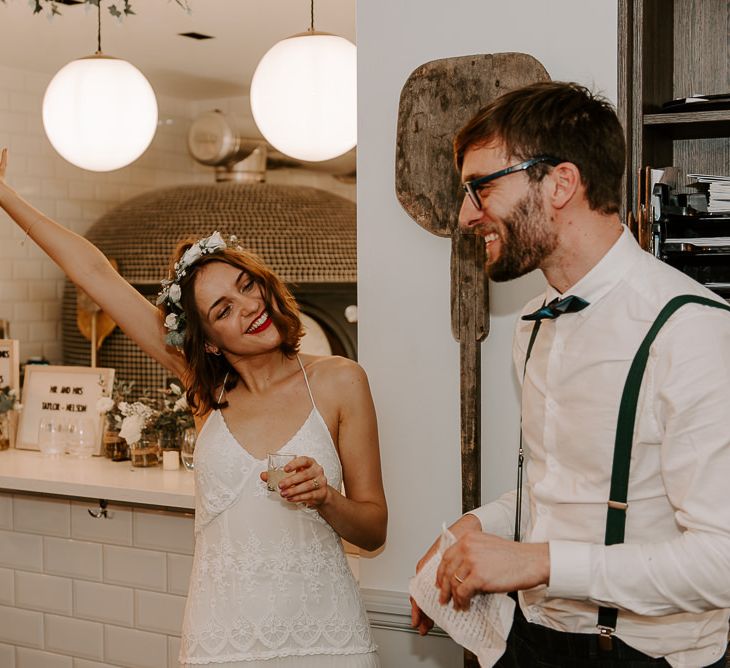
[16,646,73,668]
[0,567,14,605]
[0,64,206,362]
[0,492,193,666]
[71,502,133,547]
[0,641,15,668]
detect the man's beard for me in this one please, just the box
[487,185,558,282]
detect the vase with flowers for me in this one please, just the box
[117,400,159,467]
[149,382,194,453]
[96,379,134,461]
[0,386,20,450]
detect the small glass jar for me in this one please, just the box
[0,412,10,451]
[104,430,129,461]
[129,434,160,468]
[156,426,181,452]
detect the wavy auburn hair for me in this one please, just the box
[161,241,304,416]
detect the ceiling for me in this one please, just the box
[0,0,356,100]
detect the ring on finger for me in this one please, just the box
[454,574,465,584]
[312,478,320,490]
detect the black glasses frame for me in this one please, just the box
[462,155,563,210]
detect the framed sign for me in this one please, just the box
[0,340,20,392]
[17,365,114,452]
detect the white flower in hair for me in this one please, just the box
[165,313,179,330]
[168,283,181,304]
[157,230,235,349]
[181,244,203,266]
[204,231,226,251]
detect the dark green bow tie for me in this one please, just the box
[522,295,590,322]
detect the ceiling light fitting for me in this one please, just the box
[41,0,158,171]
[249,0,356,163]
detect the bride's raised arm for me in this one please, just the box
[0,148,186,379]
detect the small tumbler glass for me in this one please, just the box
[266,453,296,492]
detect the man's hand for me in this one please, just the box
[436,532,550,611]
[410,513,482,635]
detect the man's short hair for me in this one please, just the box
[454,81,625,215]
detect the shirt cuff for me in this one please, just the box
[546,540,592,600]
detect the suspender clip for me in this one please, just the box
[607,500,628,511]
[596,625,614,651]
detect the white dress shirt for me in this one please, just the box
[469,228,730,667]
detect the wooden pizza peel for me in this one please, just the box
[395,53,549,665]
[76,258,119,367]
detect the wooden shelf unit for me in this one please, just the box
[619,0,730,216]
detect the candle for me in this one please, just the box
[162,450,180,471]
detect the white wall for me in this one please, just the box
[357,0,618,596]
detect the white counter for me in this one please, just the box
[0,448,195,509]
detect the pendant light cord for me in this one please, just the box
[96,1,102,54]
[310,0,314,32]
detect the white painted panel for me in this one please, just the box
[356,0,618,597]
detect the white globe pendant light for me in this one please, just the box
[250,2,356,162]
[43,55,158,172]
[41,5,157,172]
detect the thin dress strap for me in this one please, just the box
[217,372,229,405]
[296,355,318,412]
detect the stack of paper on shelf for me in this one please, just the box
[688,173,730,213]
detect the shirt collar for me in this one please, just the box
[544,226,641,307]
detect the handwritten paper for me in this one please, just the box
[409,525,515,667]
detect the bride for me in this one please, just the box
[0,148,387,667]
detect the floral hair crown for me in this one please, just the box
[157,231,240,347]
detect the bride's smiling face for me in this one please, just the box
[193,261,281,356]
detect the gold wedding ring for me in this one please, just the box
[313,478,320,490]
[454,574,465,584]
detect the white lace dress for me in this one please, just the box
[179,365,379,667]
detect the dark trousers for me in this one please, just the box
[494,603,728,668]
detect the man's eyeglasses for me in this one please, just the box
[462,156,563,210]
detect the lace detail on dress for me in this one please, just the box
[181,381,374,665]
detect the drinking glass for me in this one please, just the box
[267,453,296,492]
[181,427,196,471]
[66,417,97,459]
[38,416,66,457]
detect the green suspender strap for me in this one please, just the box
[596,295,730,650]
